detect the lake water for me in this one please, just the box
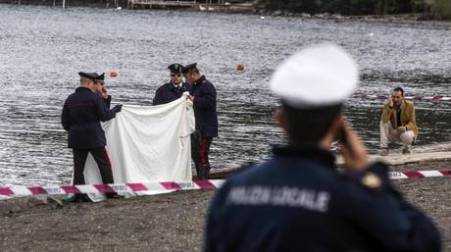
[0,4,450,185]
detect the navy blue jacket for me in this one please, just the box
[61,87,118,149]
[103,95,112,110]
[153,82,191,105]
[190,76,218,138]
[205,146,441,252]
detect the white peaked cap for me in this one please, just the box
[269,43,359,107]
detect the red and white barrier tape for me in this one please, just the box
[0,180,225,200]
[0,169,450,199]
[389,169,451,180]
[352,94,451,102]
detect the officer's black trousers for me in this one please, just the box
[72,148,114,185]
[191,132,212,180]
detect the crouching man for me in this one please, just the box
[380,87,418,155]
[61,72,122,202]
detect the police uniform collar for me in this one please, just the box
[76,87,92,92]
[272,145,336,169]
[194,75,206,85]
[169,82,183,90]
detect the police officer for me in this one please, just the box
[153,64,191,105]
[61,72,122,202]
[183,63,218,179]
[204,44,441,251]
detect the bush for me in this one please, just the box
[433,0,451,19]
[257,0,427,15]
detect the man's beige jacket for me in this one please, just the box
[381,100,418,136]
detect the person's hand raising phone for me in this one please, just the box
[337,117,369,171]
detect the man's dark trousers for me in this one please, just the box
[73,148,114,197]
[191,132,212,180]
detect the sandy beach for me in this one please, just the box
[1,159,450,251]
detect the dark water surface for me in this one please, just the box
[0,5,450,185]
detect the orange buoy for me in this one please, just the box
[108,70,119,78]
[236,64,245,72]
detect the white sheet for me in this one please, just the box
[82,94,195,201]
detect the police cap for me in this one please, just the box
[269,43,358,108]
[78,72,101,82]
[182,63,198,74]
[168,63,183,74]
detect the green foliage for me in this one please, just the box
[257,0,428,15]
[433,0,451,19]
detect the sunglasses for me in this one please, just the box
[171,74,181,77]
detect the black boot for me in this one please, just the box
[199,167,210,180]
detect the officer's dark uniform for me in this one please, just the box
[183,63,218,179]
[205,44,441,251]
[205,145,441,251]
[153,64,191,105]
[61,72,121,196]
[103,94,112,110]
[153,82,191,105]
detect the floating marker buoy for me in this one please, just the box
[260,16,265,19]
[117,6,122,10]
[108,70,119,78]
[236,64,245,72]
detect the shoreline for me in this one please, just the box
[211,142,451,179]
[1,143,450,200]
[0,144,449,248]
[1,158,450,250]
[1,1,450,24]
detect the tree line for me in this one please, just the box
[255,0,451,20]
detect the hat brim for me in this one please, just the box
[78,72,98,81]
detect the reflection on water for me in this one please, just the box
[0,5,450,185]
